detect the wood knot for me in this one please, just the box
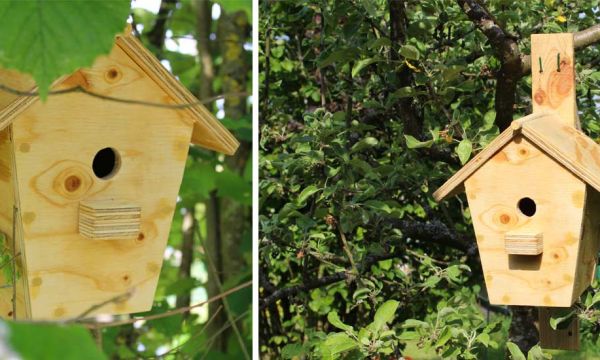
[499,214,511,224]
[64,175,82,192]
[105,67,122,83]
[137,232,145,242]
[534,89,546,105]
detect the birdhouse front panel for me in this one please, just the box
[0,43,196,320]
[464,136,587,307]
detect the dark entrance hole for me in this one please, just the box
[517,197,536,217]
[93,147,120,179]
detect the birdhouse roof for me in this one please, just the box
[434,111,600,201]
[0,31,239,155]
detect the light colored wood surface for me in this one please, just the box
[521,118,600,194]
[0,30,239,156]
[505,232,543,255]
[433,111,557,201]
[539,307,579,350]
[79,200,141,240]
[0,69,36,112]
[573,187,600,300]
[115,33,239,155]
[531,33,578,129]
[9,43,194,320]
[465,136,586,306]
[0,126,29,319]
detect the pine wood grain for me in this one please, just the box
[9,43,194,320]
[433,111,557,201]
[465,137,586,307]
[531,33,578,129]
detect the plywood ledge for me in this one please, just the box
[505,232,543,255]
[79,200,140,240]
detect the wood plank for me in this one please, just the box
[539,307,579,350]
[521,119,600,194]
[505,233,543,255]
[11,42,193,320]
[0,69,36,112]
[433,111,557,201]
[572,187,600,299]
[531,33,578,129]
[115,34,239,155]
[465,136,585,307]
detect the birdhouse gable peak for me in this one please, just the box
[434,111,600,201]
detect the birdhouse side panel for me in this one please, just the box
[0,126,29,319]
[10,46,195,320]
[573,187,600,299]
[465,136,585,307]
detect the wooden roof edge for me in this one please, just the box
[0,73,74,133]
[115,33,240,155]
[521,121,600,194]
[433,111,559,202]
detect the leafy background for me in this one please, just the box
[0,0,252,359]
[259,0,600,359]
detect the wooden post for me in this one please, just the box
[531,33,579,350]
[531,33,578,129]
[538,307,579,350]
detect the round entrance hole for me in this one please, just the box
[517,197,536,217]
[92,147,120,179]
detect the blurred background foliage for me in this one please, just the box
[0,0,252,359]
[259,0,600,359]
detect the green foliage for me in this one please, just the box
[0,1,130,98]
[260,0,600,358]
[7,322,105,360]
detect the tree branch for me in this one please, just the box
[457,0,522,131]
[520,24,600,74]
[259,219,474,309]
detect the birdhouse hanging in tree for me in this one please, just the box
[434,33,598,349]
[0,28,238,320]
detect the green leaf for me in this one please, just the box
[404,135,433,149]
[483,110,496,131]
[370,300,399,331]
[281,343,305,359]
[549,310,575,330]
[399,45,420,60]
[318,48,357,68]
[296,185,320,206]
[506,341,526,360]
[351,137,378,153]
[456,139,473,165]
[321,332,358,356]
[0,1,130,99]
[527,345,551,360]
[327,312,354,332]
[352,58,377,77]
[368,37,391,49]
[8,322,106,360]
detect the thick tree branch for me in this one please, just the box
[457,0,521,131]
[520,24,600,74]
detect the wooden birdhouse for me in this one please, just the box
[0,29,239,320]
[434,34,596,348]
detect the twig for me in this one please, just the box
[0,83,247,110]
[197,309,251,360]
[201,229,251,360]
[79,280,251,328]
[70,288,135,322]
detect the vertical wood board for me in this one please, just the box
[531,33,577,128]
